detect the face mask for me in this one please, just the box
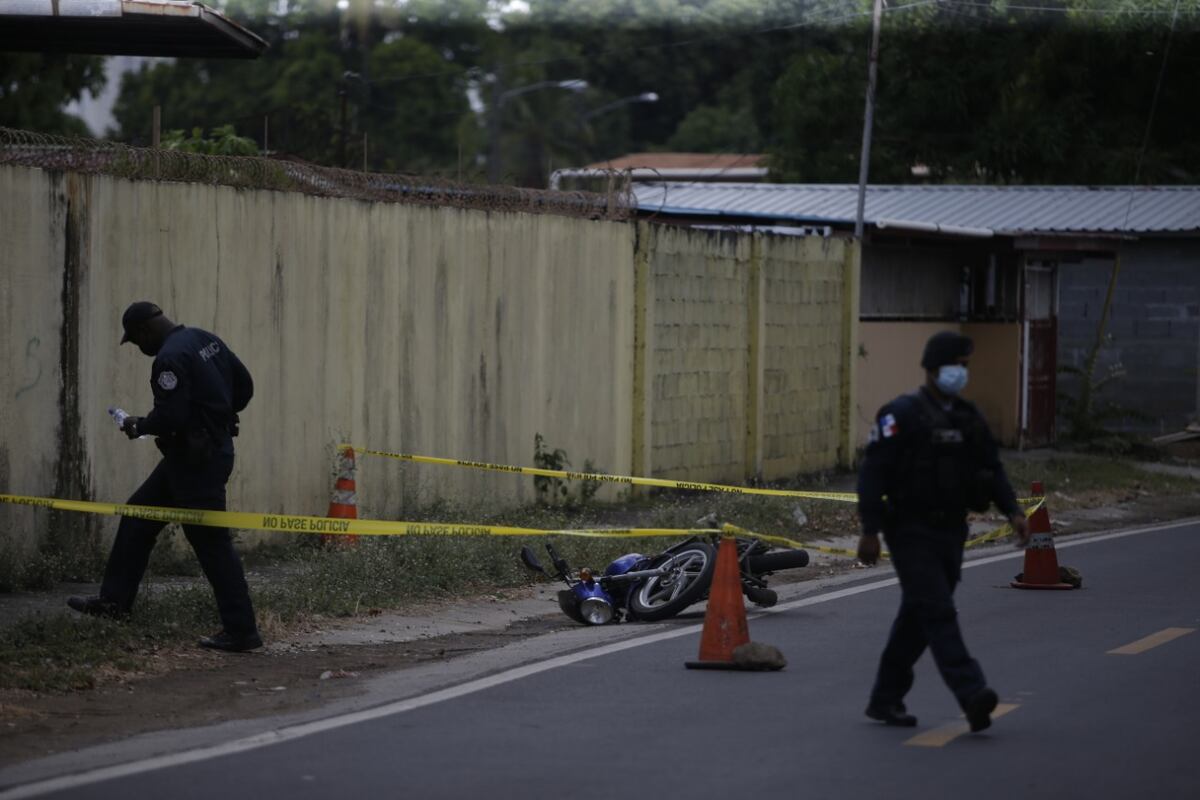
[936,365,969,395]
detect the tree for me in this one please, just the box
[768,2,1200,184]
[0,53,104,135]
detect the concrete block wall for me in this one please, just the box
[644,227,750,482]
[760,237,848,476]
[637,225,855,484]
[1058,243,1200,433]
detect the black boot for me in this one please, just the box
[965,687,999,732]
[67,595,127,620]
[198,630,263,652]
[865,701,918,727]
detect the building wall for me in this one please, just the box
[1,165,856,557]
[641,227,751,483]
[1057,242,1200,434]
[861,243,965,319]
[857,321,1020,447]
[638,225,855,483]
[760,236,853,476]
[0,166,635,555]
[961,321,1022,444]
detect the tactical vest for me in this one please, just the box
[890,391,993,519]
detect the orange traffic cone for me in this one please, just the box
[686,537,784,670]
[1011,480,1075,590]
[323,446,358,546]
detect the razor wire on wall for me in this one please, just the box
[0,127,633,221]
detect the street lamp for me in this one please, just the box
[487,78,589,184]
[582,92,659,121]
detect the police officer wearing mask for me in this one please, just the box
[68,302,262,653]
[857,331,1030,733]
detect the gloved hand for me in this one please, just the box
[121,416,143,440]
[856,532,881,566]
[1009,512,1031,547]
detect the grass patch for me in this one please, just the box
[0,585,214,692]
[1002,454,1197,509]
[5,451,1194,693]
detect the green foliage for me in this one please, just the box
[769,5,1200,183]
[667,103,760,153]
[0,53,104,135]
[531,434,605,507]
[162,125,260,156]
[7,1,1200,190]
[532,433,571,505]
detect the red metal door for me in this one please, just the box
[1023,262,1057,447]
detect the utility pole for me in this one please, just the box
[338,80,348,168]
[854,0,884,240]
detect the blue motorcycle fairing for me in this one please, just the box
[604,553,646,577]
[572,579,614,605]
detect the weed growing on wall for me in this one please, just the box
[532,433,603,507]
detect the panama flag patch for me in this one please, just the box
[880,413,898,438]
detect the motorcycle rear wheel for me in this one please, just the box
[628,543,716,621]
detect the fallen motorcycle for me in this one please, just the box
[520,535,809,625]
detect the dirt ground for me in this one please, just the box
[2,487,1199,769]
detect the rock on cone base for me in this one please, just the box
[685,538,784,671]
[1012,480,1076,590]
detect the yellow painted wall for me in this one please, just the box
[759,236,850,476]
[640,225,854,483]
[961,322,1021,444]
[1,165,855,556]
[0,166,635,550]
[642,226,751,483]
[857,320,1021,448]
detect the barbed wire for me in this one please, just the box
[0,127,634,221]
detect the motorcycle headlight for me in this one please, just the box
[580,597,614,625]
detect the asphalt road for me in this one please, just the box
[5,520,1199,800]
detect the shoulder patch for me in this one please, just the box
[880,413,899,438]
[157,370,178,391]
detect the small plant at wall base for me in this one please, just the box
[533,433,571,505]
[1058,343,1130,441]
[532,434,604,507]
[1055,254,1150,451]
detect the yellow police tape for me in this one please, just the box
[0,492,1042,561]
[722,498,1044,560]
[345,445,860,503]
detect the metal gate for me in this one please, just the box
[1022,261,1058,447]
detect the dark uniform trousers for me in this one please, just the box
[869,523,986,709]
[100,453,257,637]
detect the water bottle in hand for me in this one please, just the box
[108,406,146,439]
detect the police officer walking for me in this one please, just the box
[857,331,1030,732]
[68,302,263,653]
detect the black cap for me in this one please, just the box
[120,301,163,344]
[921,331,973,370]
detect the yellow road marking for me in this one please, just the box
[904,704,1019,747]
[1108,627,1196,656]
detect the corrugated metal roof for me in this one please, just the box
[630,183,1200,235]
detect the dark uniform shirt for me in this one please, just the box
[858,387,1018,536]
[138,326,253,458]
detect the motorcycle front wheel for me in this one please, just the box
[628,543,716,621]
